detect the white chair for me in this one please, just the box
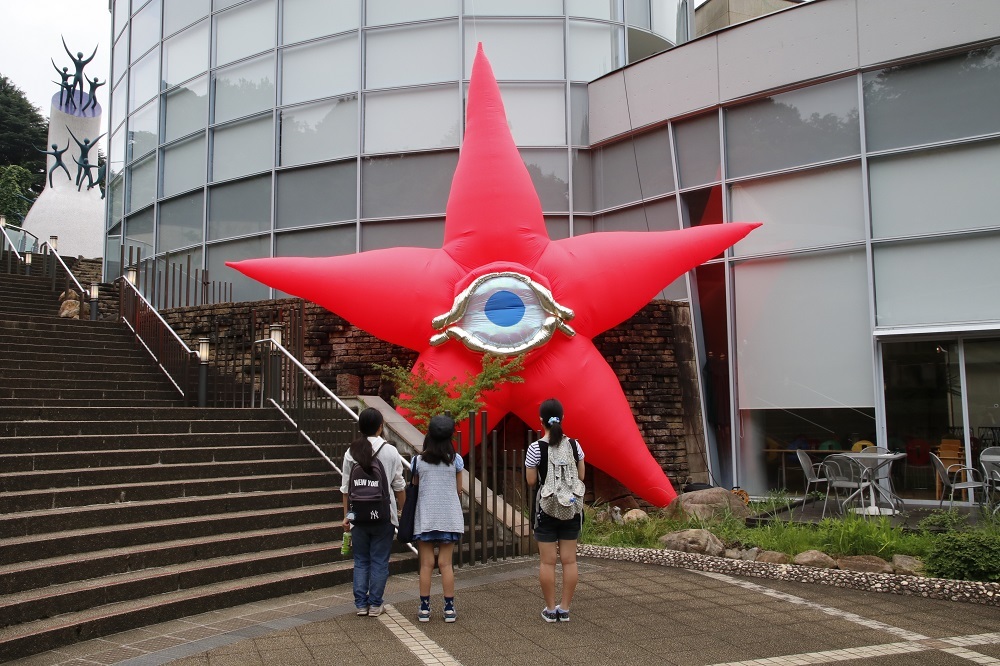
[822,454,871,516]
[795,449,830,518]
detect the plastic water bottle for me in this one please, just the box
[341,530,352,556]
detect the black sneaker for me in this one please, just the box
[555,606,570,622]
[541,608,558,623]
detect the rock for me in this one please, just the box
[756,550,790,564]
[658,529,725,557]
[623,508,648,523]
[724,548,742,559]
[794,550,838,568]
[665,487,751,522]
[59,289,79,302]
[741,547,760,562]
[837,555,893,574]
[593,510,609,524]
[892,554,925,576]
[610,506,624,525]
[59,300,80,319]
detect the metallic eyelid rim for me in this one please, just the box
[430,316,575,354]
[431,271,575,331]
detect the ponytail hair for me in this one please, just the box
[349,407,384,472]
[539,398,564,448]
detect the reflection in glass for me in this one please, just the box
[208,175,271,240]
[113,31,129,84]
[127,101,158,162]
[158,190,205,252]
[109,176,125,227]
[361,219,445,251]
[280,97,358,166]
[364,87,460,154]
[726,77,860,178]
[130,0,161,64]
[162,20,209,89]
[164,0,211,37]
[112,82,126,130]
[109,129,126,180]
[366,22,460,89]
[568,21,623,82]
[212,114,274,182]
[675,113,720,188]
[595,197,678,232]
[961,339,1000,474]
[127,154,156,212]
[463,0,561,16]
[361,151,458,218]
[114,0,128,39]
[276,162,356,229]
[545,216,570,241]
[572,150,592,213]
[164,76,208,142]
[463,20,564,80]
[731,163,865,256]
[570,84,589,146]
[627,26,674,63]
[869,141,1000,239]
[497,84,565,146]
[125,207,155,258]
[864,46,1000,152]
[282,36,358,105]
[276,224,356,258]
[214,55,275,124]
[284,0,359,44]
[633,125,675,198]
[519,149,569,212]
[129,49,160,113]
[214,0,276,67]
[366,0,458,26]
[162,134,206,197]
[693,262,732,484]
[626,0,650,29]
[570,0,623,20]
[592,139,642,210]
[206,235,271,301]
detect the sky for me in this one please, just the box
[0,0,112,125]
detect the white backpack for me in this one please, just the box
[538,437,585,520]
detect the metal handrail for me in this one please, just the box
[0,224,39,261]
[40,241,86,295]
[120,275,197,356]
[256,338,359,417]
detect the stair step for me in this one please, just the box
[0,378,172,392]
[0,418,294,438]
[0,397,184,407]
[0,471,336,513]
[0,387,182,401]
[0,406,291,422]
[0,334,138,349]
[0,553,416,663]
[0,313,123,333]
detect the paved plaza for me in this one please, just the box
[9,554,1000,666]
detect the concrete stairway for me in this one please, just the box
[0,270,410,661]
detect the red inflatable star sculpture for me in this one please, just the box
[228,45,758,506]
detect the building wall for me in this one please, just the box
[694,0,799,38]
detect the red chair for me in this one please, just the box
[904,439,932,490]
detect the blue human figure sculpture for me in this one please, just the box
[36,143,72,187]
[75,155,96,191]
[51,59,74,108]
[87,163,107,199]
[84,75,105,113]
[66,127,106,187]
[62,37,98,106]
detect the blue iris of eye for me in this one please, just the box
[484,290,525,327]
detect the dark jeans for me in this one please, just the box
[351,521,395,609]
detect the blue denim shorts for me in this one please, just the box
[533,510,582,543]
[414,530,462,543]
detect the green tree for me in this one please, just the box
[0,164,36,223]
[0,75,49,195]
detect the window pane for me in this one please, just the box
[674,112,719,188]
[113,31,129,85]
[214,0,241,9]
[158,190,204,252]
[283,0,359,44]
[162,134,206,197]
[211,114,274,181]
[731,162,865,256]
[208,175,271,240]
[633,125,675,197]
[129,48,160,112]
[592,138,641,210]
[962,339,1000,465]
[568,20,623,82]
[499,84,566,146]
[163,20,209,89]
[112,81,127,130]
[127,101,158,163]
[869,140,1000,239]
[109,128,126,180]
[626,0,650,28]
[281,36,358,105]
[572,149,592,212]
[207,235,271,301]
[130,0,161,63]
[114,0,128,39]
[109,176,125,227]
[364,86,459,153]
[125,207,155,257]
[463,0,561,16]
[736,248,874,410]
[545,215,570,240]
[366,22,460,89]
[214,54,275,124]
[279,97,358,166]
[595,197,678,232]
[164,0,210,37]
[361,219,445,250]
[519,149,568,212]
[366,0,458,26]
[164,75,208,142]
[875,233,1000,327]
[276,162,356,229]
[214,0,275,67]
[864,46,1000,153]
[127,154,156,212]
[726,77,860,179]
[570,84,589,146]
[570,0,623,20]
[464,20,564,80]
[275,224,356,257]
[361,151,457,218]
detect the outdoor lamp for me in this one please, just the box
[49,236,58,252]
[126,265,137,285]
[269,323,283,347]
[198,337,210,408]
[0,215,6,227]
[267,324,283,401]
[24,251,31,275]
[89,283,99,321]
[198,337,210,361]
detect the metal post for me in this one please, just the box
[89,283,99,321]
[198,338,210,408]
[24,251,31,276]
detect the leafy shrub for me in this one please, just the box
[924,531,1000,582]
[917,509,972,533]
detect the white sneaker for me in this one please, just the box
[356,606,369,616]
[369,605,384,617]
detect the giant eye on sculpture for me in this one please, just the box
[430,272,575,355]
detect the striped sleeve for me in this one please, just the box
[524,442,541,468]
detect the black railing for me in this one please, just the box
[120,246,234,310]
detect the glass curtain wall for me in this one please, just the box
[105,0,692,301]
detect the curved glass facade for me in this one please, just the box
[105,0,690,298]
